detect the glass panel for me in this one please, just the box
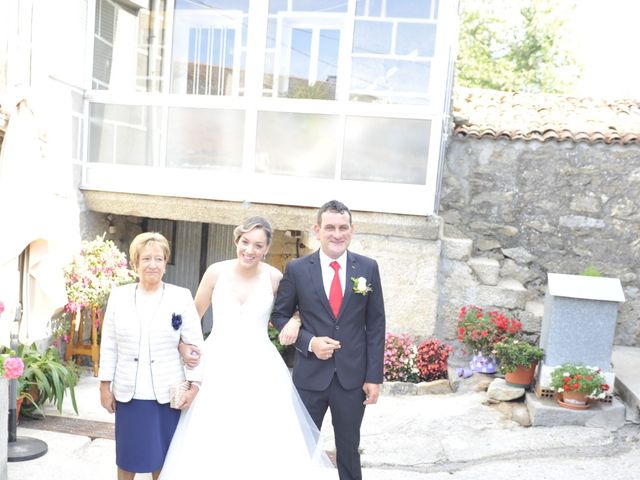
[356,0,383,17]
[353,21,392,55]
[350,57,431,104]
[269,0,288,15]
[171,0,248,96]
[88,103,161,166]
[166,107,244,169]
[292,0,347,13]
[289,28,312,86]
[342,117,430,184]
[255,112,338,178]
[317,29,340,92]
[264,4,344,99]
[396,23,436,57]
[352,0,438,104]
[93,0,167,92]
[386,0,433,18]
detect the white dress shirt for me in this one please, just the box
[308,251,347,352]
[318,250,347,299]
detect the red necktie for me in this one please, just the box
[329,261,342,317]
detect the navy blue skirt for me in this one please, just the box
[115,399,180,473]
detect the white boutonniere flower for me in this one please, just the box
[351,276,373,296]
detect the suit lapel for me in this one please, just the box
[338,252,358,317]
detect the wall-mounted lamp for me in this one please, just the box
[285,230,302,238]
[107,214,117,235]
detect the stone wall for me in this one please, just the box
[439,137,640,347]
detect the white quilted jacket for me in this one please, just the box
[98,282,204,404]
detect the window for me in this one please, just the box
[171,1,248,96]
[85,0,456,215]
[263,3,345,99]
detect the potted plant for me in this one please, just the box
[493,338,544,388]
[15,342,80,418]
[61,235,136,374]
[549,362,609,410]
[456,305,522,373]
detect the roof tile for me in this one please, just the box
[453,88,640,145]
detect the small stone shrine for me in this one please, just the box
[537,273,625,396]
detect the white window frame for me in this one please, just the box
[81,0,458,216]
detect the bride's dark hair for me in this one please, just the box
[233,216,273,245]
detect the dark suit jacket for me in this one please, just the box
[271,250,386,391]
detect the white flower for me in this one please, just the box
[351,276,373,296]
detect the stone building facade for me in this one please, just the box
[68,88,640,351]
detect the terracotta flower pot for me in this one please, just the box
[557,390,590,410]
[504,362,537,388]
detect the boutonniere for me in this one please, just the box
[351,276,373,296]
[171,313,182,330]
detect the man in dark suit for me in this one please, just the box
[271,200,386,480]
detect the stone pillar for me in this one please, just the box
[538,273,625,393]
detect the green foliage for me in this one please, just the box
[493,338,544,375]
[580,265,602,277]
[16,343,79,417]
[268,323,285,354]
[456,0,581,93]
[287,80,334,100]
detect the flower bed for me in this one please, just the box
[383,333,452,392]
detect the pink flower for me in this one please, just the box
[3,357,24,379]
[0,301,4,315]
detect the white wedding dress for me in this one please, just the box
[159,265,335,479]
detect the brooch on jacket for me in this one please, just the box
[171,313,182,330]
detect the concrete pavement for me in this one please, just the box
[8,346,640,479]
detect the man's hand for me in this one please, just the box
[278,314,301,345]
[311,336,341,360]
[179,343,201,369]
[362,383,381,405]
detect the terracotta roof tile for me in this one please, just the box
[452,88,640,145]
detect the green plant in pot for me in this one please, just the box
[16,342,79,417]
[493,338,544,388]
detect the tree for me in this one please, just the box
[456,0,581,93]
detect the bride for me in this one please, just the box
[158,217,335,479]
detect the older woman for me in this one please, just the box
[99,232,204,480]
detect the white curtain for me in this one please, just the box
[0,87,79,345]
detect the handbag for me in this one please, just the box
[169,380,191,409]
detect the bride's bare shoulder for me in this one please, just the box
[203,259,234,282]
[265,263,283,291]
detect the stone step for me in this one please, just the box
[612,345,640,422]
[468,256,500,285]
[441,237,472,261]
[525,392,626,428]
[476,278,527,309]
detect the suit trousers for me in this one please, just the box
[298,373,366,480]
